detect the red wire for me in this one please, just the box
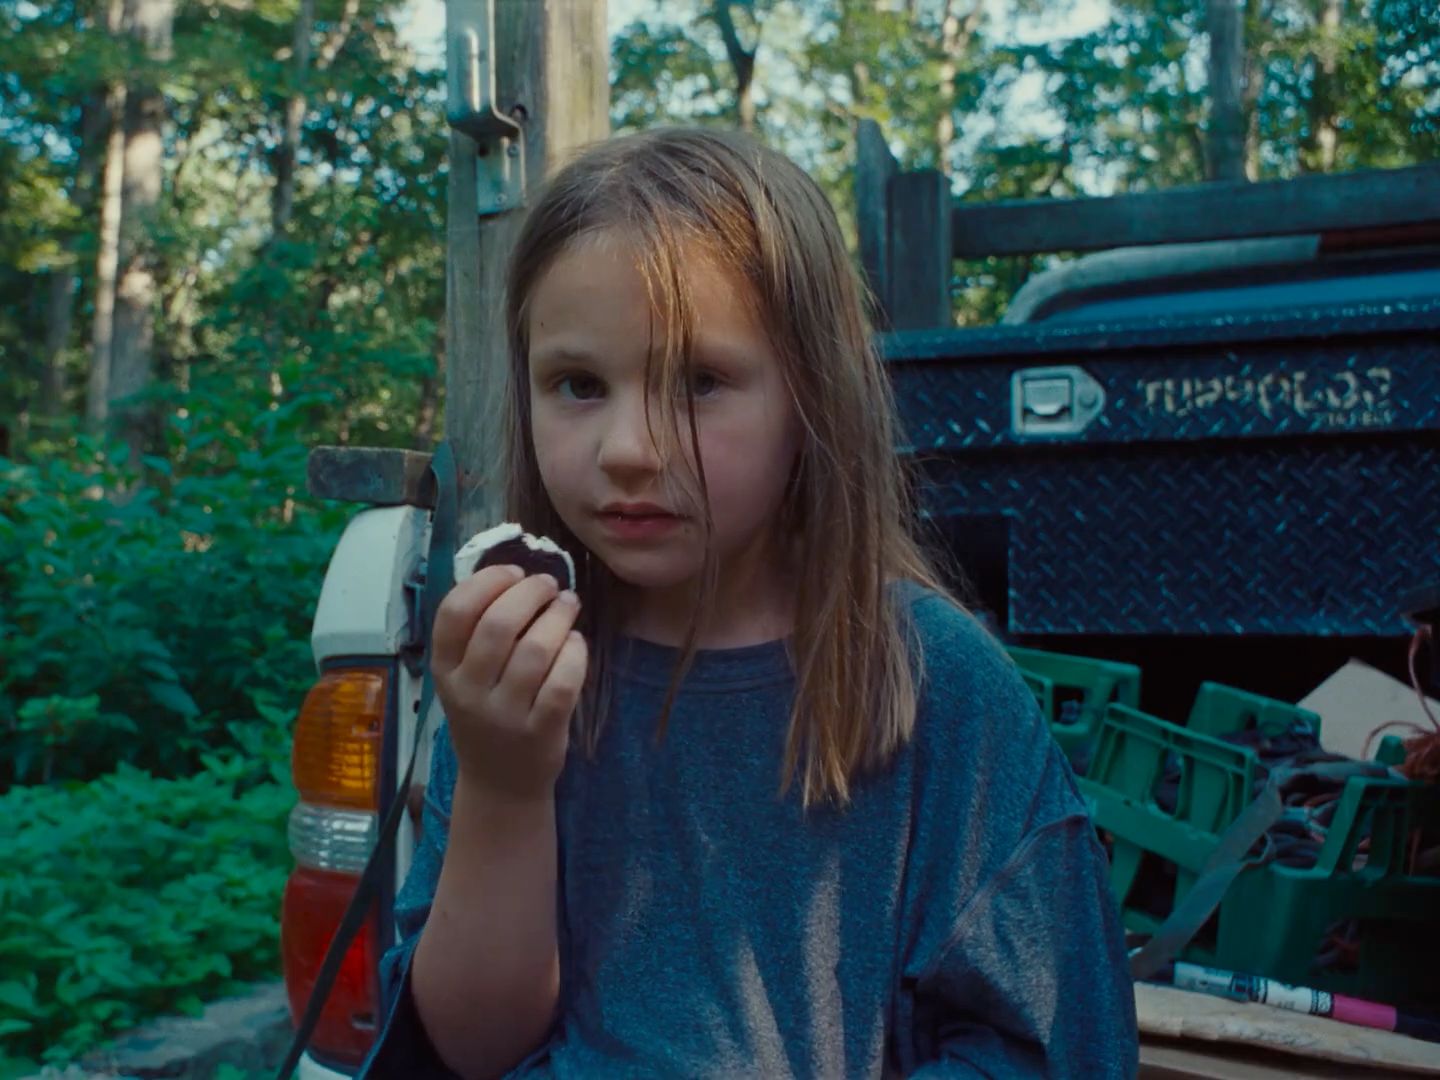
[1409,625,1439,734]
[1362,626,1440,782]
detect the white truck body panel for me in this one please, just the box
[301,503,437,1076]
[311,505,430,658]
[298,1054,354,1080]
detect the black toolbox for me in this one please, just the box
[889,300,1440,638]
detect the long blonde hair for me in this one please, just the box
[502,127,960,809]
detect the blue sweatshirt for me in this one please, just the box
[357,584,1138,1078]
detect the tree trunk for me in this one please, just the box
[273,0,315,235]
[1242,0,1263,179]
[87,87,126,431]
[40,273,75,422]
[1206,0,1247,182]
[40,101,107,434]
[272,0,357,235]
[737,63,756,131]
[1306,0,1342,171]
[87,0,129,432]
[417,325,443,446]
[932,2,980,177]
[713,2,759,133]
[841,0,868,106]
[110,0,174,466]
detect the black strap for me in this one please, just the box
[1129,758,1392,981]
[275,442,460,1079]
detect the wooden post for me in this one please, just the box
[888,169,953,330]
[855,118,897,327]
[946,163,1440,258]
[445,0,610,541]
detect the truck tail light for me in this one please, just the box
[281,866,381,1066]
[283,664,393,1067]
[292,669,386,810]
[288,803,378,874]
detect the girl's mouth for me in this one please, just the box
[596,511,684,541]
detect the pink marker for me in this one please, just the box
[1163,961,1440,1045]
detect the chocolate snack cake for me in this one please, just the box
[453,522,576,591]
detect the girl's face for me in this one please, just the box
[527,234,802,640]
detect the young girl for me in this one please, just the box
[357,128,1137,1079]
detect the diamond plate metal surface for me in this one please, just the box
[918,441,1440,635]
[891,304,1440,636]
[890,303,1440,450]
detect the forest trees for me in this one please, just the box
[2,4,1433,1067]
[0,0,447,464]
[609,0,1432,322]
[2,0,1435,463]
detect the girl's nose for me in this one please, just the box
[595,394,664,478]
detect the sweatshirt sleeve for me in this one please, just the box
[355,721,463,1079]
[891,593,1138,1078]
[904,817,1138,1078]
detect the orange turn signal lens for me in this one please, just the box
[292,668,387,810]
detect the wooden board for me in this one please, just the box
[855,118,897,326]
[949,162,1440,258]
[1141,1036,1422,1078]
[889,170,953,330]
[1137,984,1440,1075]
[306,446,435,506]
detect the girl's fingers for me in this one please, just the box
[430,564,525,674]
[460,573,561,689]
[497,589,582,708]
[529,630,588,732]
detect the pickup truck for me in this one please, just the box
[278,137,1440,1079]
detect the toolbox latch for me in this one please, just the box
[1012,366,1105,438]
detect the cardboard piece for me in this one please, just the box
[1298,659,1439,763]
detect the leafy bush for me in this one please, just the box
[0,371,361,1068]
[0,373,350,791]
[213,1068,297,1080]
[0,726,295,1067]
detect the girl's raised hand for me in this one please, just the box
[430,565,587,804]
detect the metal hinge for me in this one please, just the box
[446,0,525,216]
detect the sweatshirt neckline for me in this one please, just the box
[612,634,794,691]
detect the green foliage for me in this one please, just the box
[0,387,348,788]
[0,374,329,1063]
[0,0,1436,1065]
[0,0,437,1062]
[0,0,447,448]
[0,0,431,786]
[610,0,1437,322]
[213,1068,297,1080]
[0,743,294,1065]
[612,6,732,130]
[1374,0,1440,134]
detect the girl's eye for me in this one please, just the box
[682,370,722,399]
[557,374,604,401]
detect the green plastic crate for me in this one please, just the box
[1079,694,1440,1008]
[1081,703,1260,911]
[1185,681,1321,743]
[1005,646,1141,764]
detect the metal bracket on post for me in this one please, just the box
[447,0,525,216]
